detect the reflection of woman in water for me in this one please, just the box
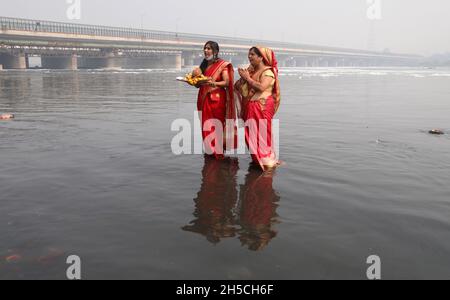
[238,167,280,251]
[182,156,239,244]
[183,158,280,251]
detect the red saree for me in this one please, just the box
[197,59,237,159]
[245,95,277,170]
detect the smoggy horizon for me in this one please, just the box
[1,0,449,56]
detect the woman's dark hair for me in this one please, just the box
[200,41,220,73]
[249,47,263,57]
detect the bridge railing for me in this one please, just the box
[0,16,363,53]
[0,16,420,59]
[0,16,175,40]
[0,16,251,44]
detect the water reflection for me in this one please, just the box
[0,75,32,108]
[42,72,80,100]
[183,156,281,251]
[238,167,281,251]
[182,156,239,244]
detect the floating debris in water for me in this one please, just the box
[0,114,15,120]
[5,254,22,263]
[429,129,444,135]
[37,248,65,264]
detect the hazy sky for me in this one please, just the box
[1,0,449,55]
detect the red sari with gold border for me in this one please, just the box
[197,59,237,159]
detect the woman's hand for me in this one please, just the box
[195,77,213,88]
[207,79,217,88]
[238,68,251,82]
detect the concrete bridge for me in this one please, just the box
[0,16,422,70]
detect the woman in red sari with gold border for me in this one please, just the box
[197,41,237,159]
[235,46,281,171]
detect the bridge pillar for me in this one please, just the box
[41,55,78,70]
[182,51,197,67]
[0,64,3,70]
[160,53,182,70]
[0,53,27,69]
[78,56,123,69]
[124,53,182,70]
[182,57,194,67]
[125,57,153,69]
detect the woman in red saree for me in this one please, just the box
[235,46,281,171]
[197,41,237,159]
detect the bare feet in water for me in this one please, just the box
[263,160,284,172]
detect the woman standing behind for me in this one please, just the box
[235,46,281,171]
[197,41,237,159]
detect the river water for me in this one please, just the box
[1,67,449,279]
